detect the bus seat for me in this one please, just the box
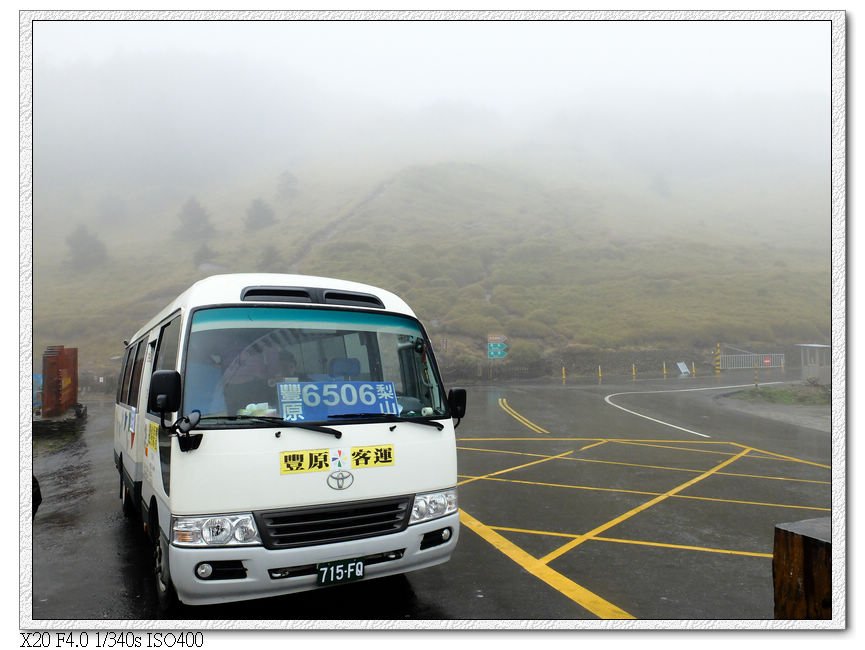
[328,357,361,379]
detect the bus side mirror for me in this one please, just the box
[149,370,182,414]
[448,388,467,420]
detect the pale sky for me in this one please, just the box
[32,18,830,113]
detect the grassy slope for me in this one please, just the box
[30,159,830,376]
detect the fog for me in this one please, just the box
[31,18,830,242]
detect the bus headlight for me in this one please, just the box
[172,513,262,546]
[410,489,458,525]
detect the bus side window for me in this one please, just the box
[117,346,135,404]
[154,317,181,372]
[127,340,148,409]
[148,316,181,416]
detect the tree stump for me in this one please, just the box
[773,517,831,619]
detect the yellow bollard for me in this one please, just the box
[692,362,696,378]
[632,364,637,382]
[598,365,603,384]
[663,361,667,379]
[562,366,567,385]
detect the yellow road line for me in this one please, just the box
[459,437,730,444]
[539,447,754,564]
[459,474,659,497]
[457,450,574,487]
[458,445,829,484]
[602,438,733,445]
[593,536,773,558]
[579,440,608,452]
[716,471,829,485]
[488,524,579,539]
[613,440,739,457]
[460,437,605,442]
[673,494,830,511]
[458,446,559,460]
[458,445,720,476]
[459,474,828,511]
[498,398,550,434]
[459,445,714,474]
[487,524,773,559]
[732,444,831,470]
[459,509,634,619]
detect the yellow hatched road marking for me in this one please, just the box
[459,474,829,511]
[458,446,561,460]
[457,450,574,487]
[592,535,773,558]
[459,509,634,619]
[459,437,729,443]
[672,494,830,511]
[715,471,829,485]
[459,474,658,498]
[732,444,831,470]
[488,525,773,559]
[458,445,829,484]
[460,444,734,474]
[539,447,754,564]
[460,400,828,616]
[613,440,739,457]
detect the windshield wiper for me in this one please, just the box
[328,413,445,431]
[199,415,343,438]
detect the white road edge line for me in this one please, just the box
[603,382,785,439]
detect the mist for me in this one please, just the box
[27,16,834,372]
[32,19,829,225]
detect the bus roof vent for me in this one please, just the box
[323,290,385,309]
[240,286,385,308]
[241,286,313,303]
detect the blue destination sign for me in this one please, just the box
[277,381,400,422]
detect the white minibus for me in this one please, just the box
[113,274,465,610]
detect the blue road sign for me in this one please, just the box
[488,342,508,359]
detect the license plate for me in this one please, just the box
[316,558,365,586]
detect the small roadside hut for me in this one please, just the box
[796,344,831,386]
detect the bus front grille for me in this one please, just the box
[255,496,413,550]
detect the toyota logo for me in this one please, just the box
[327,470,355,490]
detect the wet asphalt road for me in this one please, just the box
[29,372,832,624]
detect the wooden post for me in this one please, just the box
[773,517,831,619]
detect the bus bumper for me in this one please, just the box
[168,512,459,606]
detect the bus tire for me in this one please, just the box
[118,464,135,519]
[154,530,179,615]
[121,482,135,519]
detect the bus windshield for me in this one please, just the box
[182,307,449,425]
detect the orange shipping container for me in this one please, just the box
[41,346,78,417]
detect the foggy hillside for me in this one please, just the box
[30,44,831,377]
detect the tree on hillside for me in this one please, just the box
[177,197,215,239]
[276,171,298,201]
[65,224,108,271]
[245,198,277,231]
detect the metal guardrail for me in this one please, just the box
[720,353,785,370]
